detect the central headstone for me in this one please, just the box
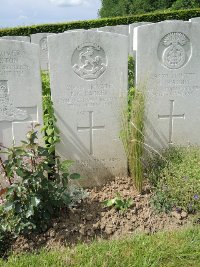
[48,30,128,186]
[135,21,200,150]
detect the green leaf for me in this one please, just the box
[26,208,34,218]
[46,128,54,136]
[104,199,116,207]
[31,196,40,207]
[60,160,73,172]
[70,173,81,180]
[4,202,13,211]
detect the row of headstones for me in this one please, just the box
[1,18,200,186]
[1,15,200,72]
[0,23,150,71]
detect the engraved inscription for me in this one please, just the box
[158,32,191,69]
[77,111,105,155]
[40,37,48,52]
[0,49,29,75]
[0,80,28,122]
[148,73,200,97]
[72,42,107,80]
[158,100,185,144]
[55,83,121,107]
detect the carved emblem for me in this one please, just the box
[0,81,28,122]
[158,32,191,69]
[40,37,48,51]
[72,43,107,80]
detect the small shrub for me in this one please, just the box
[0,125,81,236]
[148,146,200,214]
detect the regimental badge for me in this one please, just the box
[72,43,108,80]
[158,32,191,69]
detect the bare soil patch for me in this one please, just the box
[12,176,194,253]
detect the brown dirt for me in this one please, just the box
[12,176,194,253]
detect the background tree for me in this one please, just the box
[98,0,200,18]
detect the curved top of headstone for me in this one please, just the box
[189,17,200,22]
[0,36,30,42]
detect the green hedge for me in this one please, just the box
[0,8,200,36]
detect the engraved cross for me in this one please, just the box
[77,111,105,155]
[158,100,185,144]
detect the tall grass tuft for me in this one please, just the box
[121,56,145,193]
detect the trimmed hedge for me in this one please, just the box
[0,8,200,36]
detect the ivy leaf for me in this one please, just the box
[46,128,54,136]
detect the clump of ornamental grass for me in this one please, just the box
[121,56,145,192]
[148,146,200,214]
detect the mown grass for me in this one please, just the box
[0,226,200,267]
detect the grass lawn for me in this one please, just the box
[0,226,199,267]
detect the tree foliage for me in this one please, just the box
[98,0,200,18]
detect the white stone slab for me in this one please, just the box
[189,17,200,22]
[30,33,55,71]
[129,22,152,56]
[0,36,30,42]
[48,30,128,186]
[135,21,200,150]
[0,40,43,149]
[98,25,129,36]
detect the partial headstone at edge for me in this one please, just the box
[0,40,43,149]
[0,36,30,42]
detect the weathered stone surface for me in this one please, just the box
[189,17,200,22]
[48,30,128,186]
[31,33,55,70]
[0,36,30,42]
[134,21,200,149]
[129,22,152,56]
[98,25,129,36]
[0,40,43,149]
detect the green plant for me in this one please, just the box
[0,125,81,236]
[148,146,200,214]
[121,56,145,192]
[41,72,60,153]
[104,193,133,211]
[1,9,200,37]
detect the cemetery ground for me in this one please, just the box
[0,141,200,266]
[0,67,200,265]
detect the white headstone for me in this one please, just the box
[98,25,129,36]
[48,30,128,186]
[0,40,43,149]
[135,21,200,150]
[129,22,152,56]
[0,36,30,42]
[31,33,55,71]
[189,17,200,22]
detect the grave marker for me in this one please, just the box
[31,33,55,71]
[0,36,30,42]
[134,21,200,149]
[0,40,43,149]
[48,30,128,186]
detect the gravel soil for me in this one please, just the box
[12,176,194,253]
